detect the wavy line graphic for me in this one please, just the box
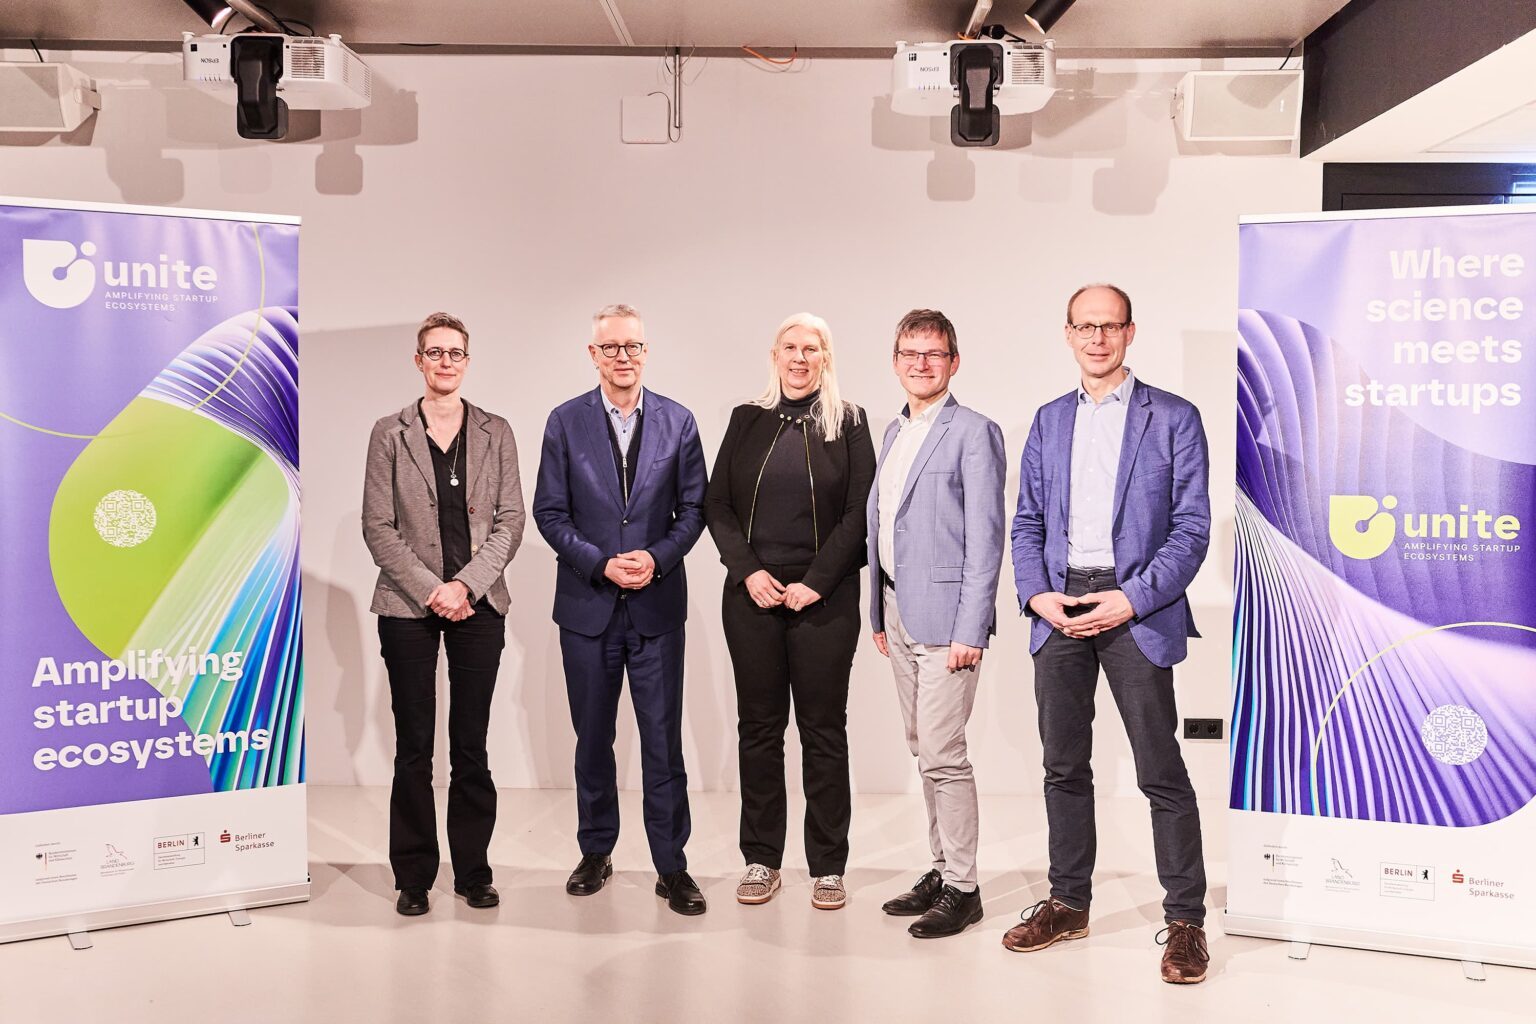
[1233,308,1536,826]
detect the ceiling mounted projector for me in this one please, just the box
[892,39,1056,146]
[182,32,372,139]
[893,40,1056,116]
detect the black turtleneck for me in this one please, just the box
[751,390,821,566]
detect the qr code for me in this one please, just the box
[93,489,157,548]
[1419,704,1488,766]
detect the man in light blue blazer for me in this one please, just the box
[1004,284,1212,984]
[866,309,1006,939]
[533,304,710,916]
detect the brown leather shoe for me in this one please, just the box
[1001,897,1089,952]
[1157,920,1209,984]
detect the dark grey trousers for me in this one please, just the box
[1032,567,1207,924]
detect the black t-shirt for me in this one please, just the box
[419,401,473,592]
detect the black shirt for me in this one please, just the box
[750,390,821,567]
[419,400,473,592]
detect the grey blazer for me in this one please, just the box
[362,400,525,617]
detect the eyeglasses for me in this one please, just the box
[420,347,468,363]
[895,349,954,365]
[596,342,645,358]
[1068,322,1129,339]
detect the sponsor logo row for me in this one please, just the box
[31,827,276,886]
[1260,846,1515,902]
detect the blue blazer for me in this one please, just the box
[533,387,708,638]
[1011,379,1210,669]
[866,395,1007,649]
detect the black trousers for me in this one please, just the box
[377,601,505,890]
[1032,567,1207,924]
[722,568,860,877]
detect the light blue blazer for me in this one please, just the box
[1011,379,1210,669]
[866,395,1007,648]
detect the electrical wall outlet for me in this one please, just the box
[1183,718,1224,740]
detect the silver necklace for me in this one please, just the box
[448,431,462,487]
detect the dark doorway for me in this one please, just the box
[1324,163,1536,212]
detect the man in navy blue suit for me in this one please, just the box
[533,304,710,915]
[1005,284,1212,982]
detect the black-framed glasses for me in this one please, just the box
[420,347,468,362]
[1068,322,1128,339]
[597,342,645,358]
[895,349,954,365]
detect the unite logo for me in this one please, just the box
[22,238,98,309]
[20,237,221,309]
[1329,495,1397,560]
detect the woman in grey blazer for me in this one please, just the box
[361,312,525,917]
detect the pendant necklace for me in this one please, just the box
[448,430,462,488]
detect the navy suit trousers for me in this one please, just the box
[560,602,690,874]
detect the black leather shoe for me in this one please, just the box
[655,870,707,916]
[882,869,944,917]
[454,882,499,908]
[908,884,983,938]
[395,888,429,916]
[566,854,613,896]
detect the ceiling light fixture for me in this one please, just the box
[180,0,283,34]
[1023,0,1078,35]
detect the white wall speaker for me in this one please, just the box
[1173,70,1302,142]
[0,62,100,133]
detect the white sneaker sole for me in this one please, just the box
[737,878,782,905]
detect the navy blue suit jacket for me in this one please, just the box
[1011,379,1210,668]
[533,387,708,638]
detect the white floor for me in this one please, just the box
[2,787,1533,1023]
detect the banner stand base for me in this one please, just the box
[0,881,309,946]
[1224,911,1536,971]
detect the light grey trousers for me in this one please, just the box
[883,586,982,891]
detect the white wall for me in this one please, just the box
[3,50,1321,798]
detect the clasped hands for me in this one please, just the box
[426,580,474,621]
[604,549,656,590]
[744,569,821,611]
[1028,588,1135,638]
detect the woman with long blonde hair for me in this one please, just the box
[704,313,875,911]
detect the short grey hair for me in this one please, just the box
[592,303,644,338]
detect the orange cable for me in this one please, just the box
[741,44,798,65]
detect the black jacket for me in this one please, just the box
[705,401,875,597]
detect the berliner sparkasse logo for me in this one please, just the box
[1329,494,1521,560]
[21,236,220,311]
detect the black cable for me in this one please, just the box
[30,39,45,62]
[1279,44,1296,70]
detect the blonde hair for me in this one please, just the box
[748,312,860,442]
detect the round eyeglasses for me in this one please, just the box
[1068,322,1128,339]
[420,347,468,363]
[597,342,645,358]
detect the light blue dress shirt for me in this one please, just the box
[1067,368,1135,569]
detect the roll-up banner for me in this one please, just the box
[0,197,307,943]
[1230,205,1536,969]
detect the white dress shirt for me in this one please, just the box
[877,395,946,579]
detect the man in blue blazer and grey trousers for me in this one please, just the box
[866,309,1006,939]
[1005,284,1212,983]
[533,304,710,915]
